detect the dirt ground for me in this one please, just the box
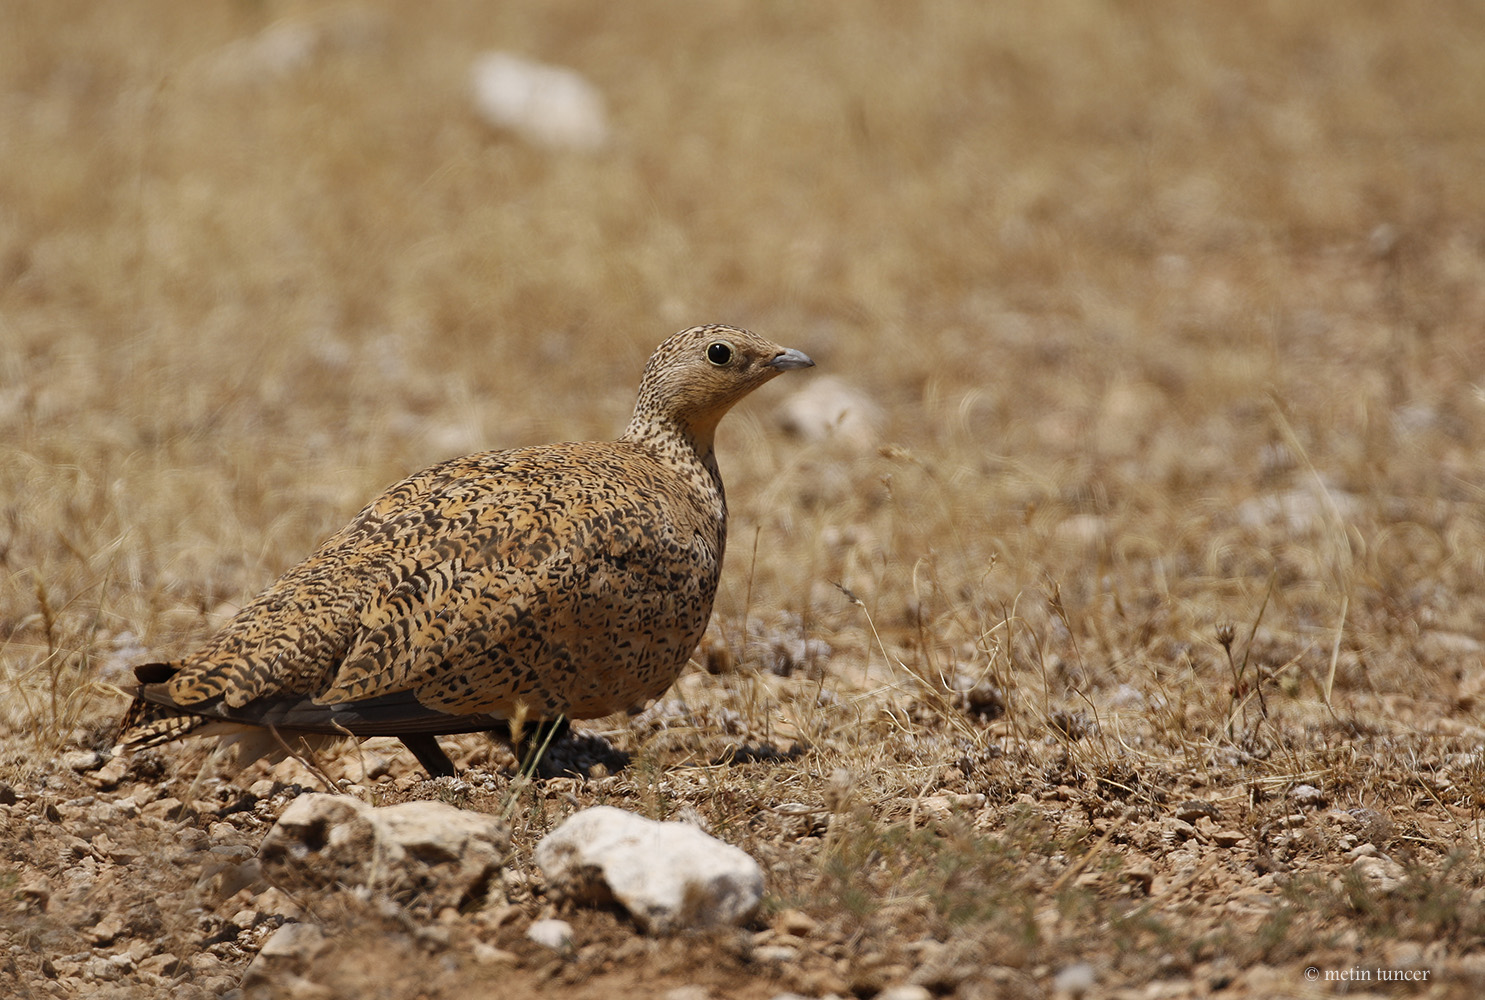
[5,2,1485,998]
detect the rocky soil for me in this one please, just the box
[5,682,1484,1000]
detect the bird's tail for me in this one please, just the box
[112,662,211,753]
[113,662,338,770]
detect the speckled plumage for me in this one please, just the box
[115,325,813,776]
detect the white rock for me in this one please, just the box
[1289,783,1326,807]
[1052,961,1096,998]
[1105,683,1146,710]
[776,375,882,449]
[213,21,319,83]
[1353,854,1407,893]
[470,52,610,151]
[754,945,799,963]
[877,987,934,1000]
[206,10,384,88]
[1234,487,1361,534]
[535,806,764,934]
[64,750,104,772]
[662,987,712,1000]
[526,918,574,952]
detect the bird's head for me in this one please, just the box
[625,324,814,454]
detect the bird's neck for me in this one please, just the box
[621,413,725,497]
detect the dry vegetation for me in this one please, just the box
[4,2,1485,997]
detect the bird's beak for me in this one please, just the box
[769,348,815,371]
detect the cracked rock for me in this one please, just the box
[257,793,509,912]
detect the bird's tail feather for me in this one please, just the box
[113,696,210,751]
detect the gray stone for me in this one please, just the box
[258,922,326,962]
[242,922,330,987]
[1353,854,1407,893]
[257,793,509,912]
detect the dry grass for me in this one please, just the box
[4,1,1485,996]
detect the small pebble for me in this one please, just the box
[1173,800,1219,823]
[1161,817,1197,841]
[470,942,519,966]
[1053,961,1096,998]
[774,908,819,937]
[142,797,186,820]
[88,757,130,790]
[229,907,260,929]
[877,987,933,1000]
[526,918,574,953]
[64,750,104,772]
[753,945,798,964]
[663,987,712,1000]
[258,922,326,961]
[1290,784,1326,807]
[1121,859,1154,891]
[138,954,181,976]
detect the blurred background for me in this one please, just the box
[3,1,1485,743]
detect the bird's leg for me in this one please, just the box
[535,716,571,745]
[495,716,570,773]
[400,734,458,778]
[266,727,340,790]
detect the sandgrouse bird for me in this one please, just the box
[114,325,813,778]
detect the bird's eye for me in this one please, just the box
[706,341,735,366]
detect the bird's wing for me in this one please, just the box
[164,445,714,725]
[133,676,510,737]
[319,484,700,716]
[162,453,516,710]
